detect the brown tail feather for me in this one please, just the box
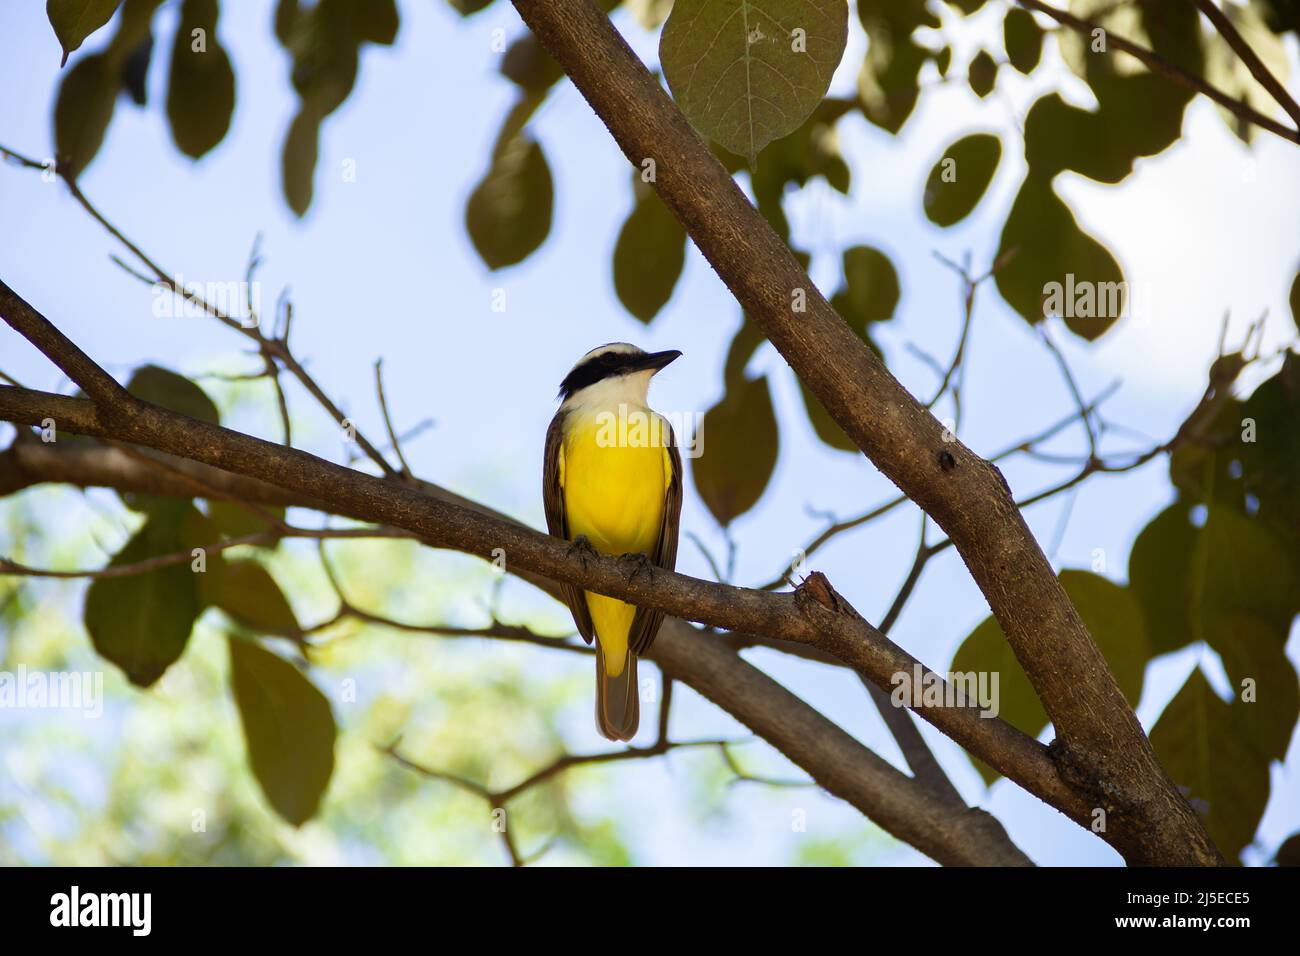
[595,645,639,741]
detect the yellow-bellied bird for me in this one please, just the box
[544,343,683,741]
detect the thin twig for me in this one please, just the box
[1194,0,1300,130]
[1016,0,1300,145]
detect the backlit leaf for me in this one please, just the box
[967,50,996,98]
[660,0,849,163]
[831,245,899,332]
[692,374,779,526]
[857,0,938,133]
[47,0,124,65]
[995,175,1126,340]
[166,0,235,159]
[54,54,118,175]
[84,504,203,686]
[1150,668,1270,863]
[1290,269,1300,333]
[282,106,320,218]
[207,500,286,542]
[923,133,1000,227]
[466,104,554,270]
[1003,8,1042,74]
[613,179,686,323]
[228,637,336,825]
[1204,1,1289,143]
[127,364,219,424]
[202,559,301,638]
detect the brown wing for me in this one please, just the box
[629,417,683,656]
[543,410,595,644]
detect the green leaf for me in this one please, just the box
[275,0,392,214]
[118,365,219,514]
[1131,501,1300,655]
[1239,356,1300,548]
[207,500,286,542]
[1128,502,1199,656]
[281,106,320,218]
[228,637,335,825]
[465,129,553,270]
[856,0,938,133]
[84,504,203,686]
[1150,668,1271,863]
[126,364,220,424]
[995,175,1126,340]
[799,382,857,452]
[1211,614,1298,761]
[165,0,235,159]
[119,28,153,105]
[749,99,853,240]
[54,53,118,175]
[47,0,124,66]
[952,569,1147,784]
[1003,8,1042,74]
[799,244,898,451]
[723,316,768,387]
[1290,269,1300,333]
[1277,832,1300,866]
[923,133,1001,227]
[692,374,779,527]
[354,0,398,45]
[660,0,849,163]
[967,50,997,98]
[831,245,899,332]
[612,180,687,323]
[1205,1,1289,143]
[202,559,301,638]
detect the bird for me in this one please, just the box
[543,343,683,741]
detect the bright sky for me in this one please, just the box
[1,1,1298,865]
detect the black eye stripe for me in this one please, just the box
[557,351,639,398]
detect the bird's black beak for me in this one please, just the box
[637,349,682,373]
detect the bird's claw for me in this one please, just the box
[619,551,654,584]
[567,535,597,570]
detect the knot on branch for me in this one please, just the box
[793,571,853,618]
[1048,737,1128,818]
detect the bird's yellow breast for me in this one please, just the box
[561,410,671,676]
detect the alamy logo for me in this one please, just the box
[890,663,1000,718]
[594,404,704,458]
[50,886,151,936]
[0,666,103,718]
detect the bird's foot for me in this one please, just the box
[567,535,598,570]
[619,551,654,584]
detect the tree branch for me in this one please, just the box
[1194,0,1300,131]
[1018,0,1299,145]
[506,0,1219,865]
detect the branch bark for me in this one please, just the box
[505,0,1219,865]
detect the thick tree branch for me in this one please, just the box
[506,0,1219,864]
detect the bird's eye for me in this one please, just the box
[601,353,618,366]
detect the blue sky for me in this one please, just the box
[2,1,1298,865]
